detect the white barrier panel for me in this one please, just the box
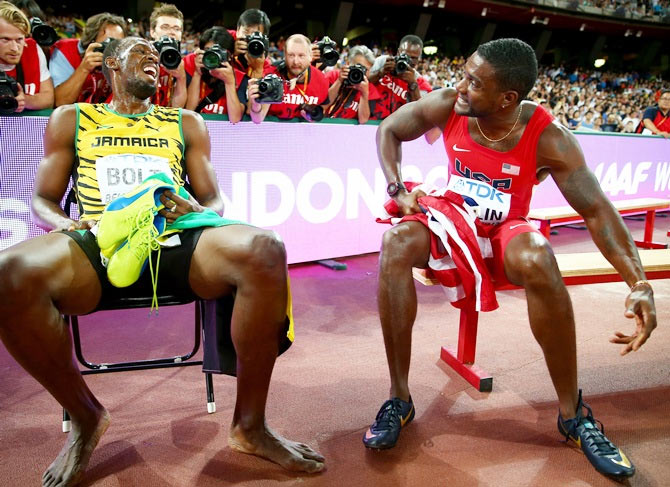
[1,116,668,263]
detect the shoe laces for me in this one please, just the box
[374,398,406,431]
[127,210,163,315]
[562,390,618,457]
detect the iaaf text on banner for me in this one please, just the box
[1,116,669,263]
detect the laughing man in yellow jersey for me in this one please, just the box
[0,36,324,486]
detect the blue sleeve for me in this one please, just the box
[49,48,76,88]
[237,76,249,105]
[642,106,657,121]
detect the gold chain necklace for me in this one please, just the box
[475,105,522,143]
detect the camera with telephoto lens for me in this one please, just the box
[346,63,367,85]
[0,71,19,115]
[30,17,58,47]
[202,44,229,70]
[299,104,324,122]
[152,36,182,70]
[316,36,339,67]
[393,52,411,75]
[93,37,113,54]
[246,31,269,58]
[256,73,284,104]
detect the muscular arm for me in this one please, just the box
[540,123,645,285]
[31,105,81,230]
[377,88,455,184]
[181,110,224,214]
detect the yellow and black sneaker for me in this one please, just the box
[363,396,415,450]
[558,389,635,478]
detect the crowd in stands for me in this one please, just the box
[0,1,668,134]
[521,0,670,20]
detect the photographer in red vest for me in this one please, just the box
[0,1,53,112]
[368,35,431,120]
[49,13,126,106]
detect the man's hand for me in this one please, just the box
[49,218,97,232]
[354,75,370,96]
[610,283,656,355]
[164,60,186,81]
[394,188,427,215]
[193,48,205,75]
[210,62,236,86]
[235,37,248,56]
[381,56,396,76]
[658,131,670,139]
[80,43,104,73]
[399,69,417,84]
[14,83,25,113]
[158,189,203,224]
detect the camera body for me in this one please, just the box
[393,53,411,75]
[202,44,229,70]
[246,31,269,59]
[316,36,339,67]
[30,17,58,47]
[256,74,284,104]
[346,64,367,85]
[0,72,19,115]
[93,37,113,54]
[299,104,324,122]
[152,36,182,70]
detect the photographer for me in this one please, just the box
[231,8,273,78]
[263,34,329,121]
[368,34,431,119]
[0,1,52,112]
[323,45,379,124]
[184,27,247,122]
[49,13,126,106]
[149,3,186,107]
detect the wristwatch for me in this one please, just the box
[386,181,406,197]
[408,82,418,91]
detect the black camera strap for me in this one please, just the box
[195,80,226,113]
[15,63,25,87]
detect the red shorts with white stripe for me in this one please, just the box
[483,217,541,285]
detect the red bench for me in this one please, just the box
[528,197,670,250]
[413,249,670,392]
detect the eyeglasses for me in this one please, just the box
[157,24,182,33]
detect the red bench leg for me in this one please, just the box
[440,306,493,392]
[635,210,668,249]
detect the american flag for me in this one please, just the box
[501,162,520,175]
[378,184,498,312]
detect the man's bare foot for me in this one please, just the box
[42,408,110,487]
[229,423,325,473]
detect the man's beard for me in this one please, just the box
[126,77,157,100]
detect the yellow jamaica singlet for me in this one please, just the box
[74,103,186,220]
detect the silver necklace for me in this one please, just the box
[475,105,522,143]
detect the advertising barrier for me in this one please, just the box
[1,115,668,263]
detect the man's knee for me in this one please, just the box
[381,224,428,268]
[240,230,287,279]
[505,236,561,287]
[0,251,38,308]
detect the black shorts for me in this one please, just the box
[62,228,205,310]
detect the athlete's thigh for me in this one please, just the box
[188,224,277,299]
[0,232,102,314]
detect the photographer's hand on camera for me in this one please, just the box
[14,82,25,113]
[209,61,236,88]
[368,56,395,85]
[246,78,270,124]
[163,60,188,108]
[80,43,104,73]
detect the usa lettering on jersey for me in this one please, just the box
[454,158,512,190]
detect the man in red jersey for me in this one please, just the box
[324,44,379,124]
[148,3,186,107]
[0,1,53,112]
[184,26,247,121]
[364,38,654,480]
[50,12,126,106]
[261,34,329,121]
[368,34,431,119]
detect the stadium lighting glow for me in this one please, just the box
[594,58,606,68]
[481,8,487,17]
[342,37,348,46]
[423,46,438,55]
[579,23,585,31]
